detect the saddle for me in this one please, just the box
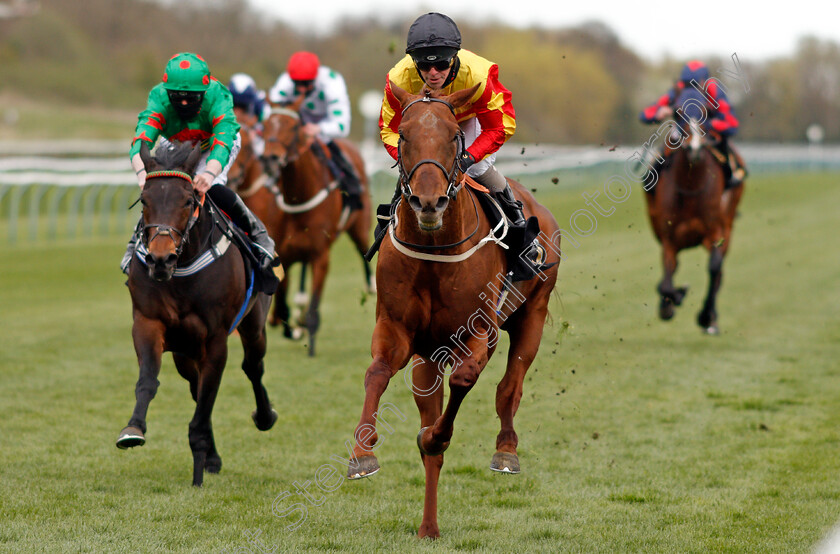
[207,202,280,296]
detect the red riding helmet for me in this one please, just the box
[287,51,320,81]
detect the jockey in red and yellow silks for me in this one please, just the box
[380,49,516,165]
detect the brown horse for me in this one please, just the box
[346,84,560,538]
[644,88,744,334]
[260,96,374,356]
[117,142,278,486]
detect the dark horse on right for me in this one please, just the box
[644,88,745,334]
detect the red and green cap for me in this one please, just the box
[162,52,211,92]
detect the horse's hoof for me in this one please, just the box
[658,300,675,321]
[417,427,449,457]
[347,455,380,480]
[673,287,688,305]
[205,454,222,474]
[490,451,521,474]
[291,327,304,341]
[703,325,720,336]
[252,408,278,431]
[418,522,440,539]
[116,426,145,449]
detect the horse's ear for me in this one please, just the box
[139,141,155,171]
[184,143,203,176]
[389,80,412,107]
[445,83,481,109]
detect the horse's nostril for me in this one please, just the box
[165,253,178,266]
[408,195,422,211]
[435,196,449,210]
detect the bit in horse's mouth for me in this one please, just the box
[418,218,442,231]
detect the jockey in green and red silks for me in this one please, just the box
[129,52,240,174]
[639,60,746,189]
[122,52,278,278]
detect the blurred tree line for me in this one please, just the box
[0,0,837,144]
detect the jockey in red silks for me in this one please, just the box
[640,60,747,190]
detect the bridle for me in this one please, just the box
[140,170,202,259]
[392,94,482,252]
[396,94,466,202]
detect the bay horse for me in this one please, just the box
[347,83,560,538]
[645,87,744,334]
[260,96,374,356]
[226,116,311,338]
[117,141,278,487]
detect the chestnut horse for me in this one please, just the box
[645,88,744,334]
[117,142,278,486]
[347,84,560,538]
[226,118,311,328]
[260,96,374,356]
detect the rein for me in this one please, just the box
[390,181,481,251]
[389,188,509,263]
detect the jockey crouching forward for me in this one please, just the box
[639,60,747,191]
[122,52,277,281]
[268,51,364,210]
[380,12,540,265]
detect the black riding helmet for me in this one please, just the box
[406,13,461,87]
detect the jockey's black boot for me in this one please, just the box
[495,183,527,228]
[326,141,363,210]
[207,185,276,272]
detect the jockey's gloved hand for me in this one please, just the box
[458,151,476,173]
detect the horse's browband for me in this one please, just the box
[402,96,455,116]
[145,170,193,185]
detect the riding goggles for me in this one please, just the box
[414,57,454,73]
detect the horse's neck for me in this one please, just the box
[280,149,328,200]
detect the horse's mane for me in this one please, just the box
[153,142,195,170]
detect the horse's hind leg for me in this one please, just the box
[698,244,724,334]
[491,305,548,474]
[174,353,221,472]
[657,244,687,320]
[117,317,165,449]
[238,294,278,431]
[303,252,329,357]
[347,211,376,293]
[188,336,227,487]
[411,354,445,539]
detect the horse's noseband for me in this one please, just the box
[397,96,466,202]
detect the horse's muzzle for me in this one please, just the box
[409,194,449,231]
[145,252,177,281]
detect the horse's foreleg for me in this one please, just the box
[188,335,227,487]
[117,317,165,449]
[657,244,685,320]
[411,354,444,539]
[238,294,278,431]
[348,322,412,479]
[698,244,724,334]
[304,253,329,357]
[417,334,489,457]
